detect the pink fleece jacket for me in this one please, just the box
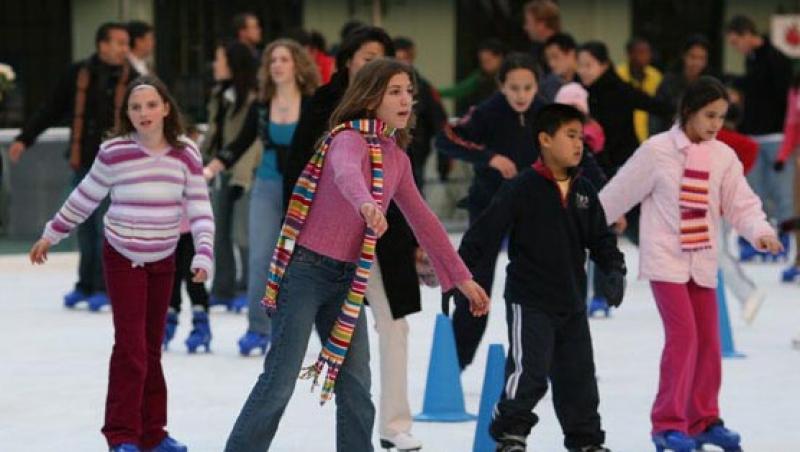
[599,126,775,288]
[296,130,472,291]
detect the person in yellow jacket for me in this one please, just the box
[617,37,662,143]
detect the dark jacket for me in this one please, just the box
[459,161,626,314]
[586,68,672,172]
[436,92,543,213]
[408,70,447,188]
[215,96,311,172]
[740,37,793,135]
[16,55,139,170]
[282,71,423,319]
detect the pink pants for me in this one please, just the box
[650,280,721,436]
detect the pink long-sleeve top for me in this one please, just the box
[599,125,774,288]
[778,87,800,163]
[296,130,472,291]
[42,136,215,274]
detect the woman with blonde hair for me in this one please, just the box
[205,38,319,355]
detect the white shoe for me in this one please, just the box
[741,290,766,325]
[380,432,423,451]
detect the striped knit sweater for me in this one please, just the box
[42,135,214,273]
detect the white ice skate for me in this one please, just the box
[380,432,423,451]
[741,290,765,325]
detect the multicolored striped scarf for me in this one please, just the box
[262,118,393,404]
[679,143,712,251]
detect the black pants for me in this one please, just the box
[170,233,209,313]
[490,302,605,449]
[73,169,109,294]
[453,201,502,369]
[211,174,247,299]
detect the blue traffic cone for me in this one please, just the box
[415,314,477,422]
[717,271,745,359]
[473,344,506,452]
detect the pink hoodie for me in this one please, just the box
[599,126,774,288]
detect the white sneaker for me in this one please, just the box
[742,290,766,325]
[380,432,423,451]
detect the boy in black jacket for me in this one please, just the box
[458,104,626,452]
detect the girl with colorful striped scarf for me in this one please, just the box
[224,59,489,452]
[599,76,781,452]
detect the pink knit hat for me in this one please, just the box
[555,82,589,115]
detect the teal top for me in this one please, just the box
[256,121,298,180]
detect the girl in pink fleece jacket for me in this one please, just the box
[599,77,781,452]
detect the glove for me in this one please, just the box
[774,160,785,172]
[599,270,626,308]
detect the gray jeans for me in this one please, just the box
[225,246,375,452]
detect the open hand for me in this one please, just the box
[203,158,225,181]
[9,141,25,163]
[29,239,51,265]
[360,203,388,237]
[489,154,518,179]
[192,269,208,283]
[456,280,490,316]
[755,235,783,255]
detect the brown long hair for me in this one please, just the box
[259,39,319,102]
[109,75,186,149]
[329,58,416,148]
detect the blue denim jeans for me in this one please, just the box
[245,177,283,335]
[747,136,796,222]
[224,246,375,452]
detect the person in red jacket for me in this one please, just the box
[775,76,800,282]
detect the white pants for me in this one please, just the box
[366,261,413,438]
[718,222,757,307]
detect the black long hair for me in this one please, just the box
[223,41,258,114]
[678,76,729,126]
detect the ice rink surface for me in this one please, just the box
[2,239,799,451]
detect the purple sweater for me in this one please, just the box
[42,136,215,274]
[297,130,471,291]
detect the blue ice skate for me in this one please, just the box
[737,236,764,262]
[782,264,800,282]
[147,436,187,452]
[110,444,140,452]
[652,430,696,452]
[209,295,233,310]
[185,310,211,353]
[162,310,178,350]
[238,331,269,356]
[588,296,611,318]
[230,294,248,313]
[87,292,110,312]
[693,423,741,451]
[64,289,90,308]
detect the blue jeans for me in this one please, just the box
[245,178,283,335]
[747,137,796,222]
[225,246,375,452]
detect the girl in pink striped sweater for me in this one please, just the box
[599,77,781,452]
[29,76,214,452]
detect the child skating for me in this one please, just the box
[29,75,214,452]
[599,76,781,452]
[459,103,626,452]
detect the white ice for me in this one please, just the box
[1,240,799,451]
